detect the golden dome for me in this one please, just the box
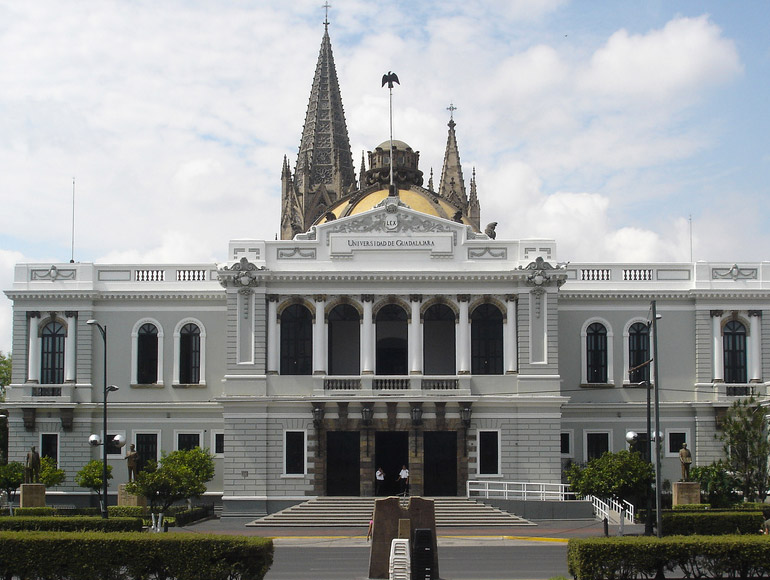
[315,186,472,226]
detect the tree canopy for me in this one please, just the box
[39,456,66,488]
[720,396,770,502]
[0,462,24,503]
[125,447,214,514]
[75,459,113,502]
[566,450,654,505]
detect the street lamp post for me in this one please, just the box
[87,319,122,518]
[650,300,663,538]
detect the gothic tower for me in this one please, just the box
[281,19,356,239]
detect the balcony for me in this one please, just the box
[319,375,469,395]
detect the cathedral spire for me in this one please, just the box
[281,14,355,238]
[438,104,468,209]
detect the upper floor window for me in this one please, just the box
[628,322,650,384]
[280,304,312,375]
[375,304,408,375]
[423,303,456,375]
[328,304,360,375]
[586,322,608,384]
[179,323,201,384]
[41,321,65,384]
[723,320,747,384]
[137,323,159,384]
[471,304,503,375]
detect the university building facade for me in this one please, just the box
[3,24,769,516]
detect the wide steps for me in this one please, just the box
[247,497,533,527]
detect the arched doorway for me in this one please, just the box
[376,304,408,375]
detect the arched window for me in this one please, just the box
[471,304,503,375]
[423,304,456,375]
[280,304,313,375]
[137,323,159,384]
[723,320,747,384]
[628,322,650,384]
[376,304,408,375]
[179,323,201,384]
[328,304,360,375]
[586,323,608,384]
[41,321,65,384]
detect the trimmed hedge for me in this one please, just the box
[662,511,763,535]
[0,516,143,532]
[568,535,770,580]
[0,531,273,580]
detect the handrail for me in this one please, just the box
[466,480,576,501]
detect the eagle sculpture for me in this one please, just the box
[382,71,400,89]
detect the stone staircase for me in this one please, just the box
[247,497,534,527]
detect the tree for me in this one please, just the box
[0,351,10,401]
[125,447,214,516]
[75,459,113,506]
[720,396,770,502]
[39,456,66,488]
[690,461,740,507]
[566,449,654,506]
[0,461,24,506]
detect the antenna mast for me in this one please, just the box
[70,177,76,263]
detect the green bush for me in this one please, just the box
[175,505,214,527]
[12,507,57,517]
[0,516,142,532]
[568,535,770,580]
[0,531,273,580]
[672,503,710,510]
[662,511,764,535]
[108,505,147,518]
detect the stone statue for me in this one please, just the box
[126,444,139,482]
[25,446,41,484]
[485,222,497,239]
[679,443,692,481]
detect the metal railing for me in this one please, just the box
[587,495,635,526]
[467,480,576,501]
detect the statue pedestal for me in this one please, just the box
[118,484,147,507]
[673,482,701,506]
[20,483,46,507]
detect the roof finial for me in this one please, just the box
[382,71,400,196]
[447,102,457,121]
[323,2,331,27]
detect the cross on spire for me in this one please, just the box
[323,2,331,26]
[447,102,457,120]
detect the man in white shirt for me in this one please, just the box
[397,465,409,496]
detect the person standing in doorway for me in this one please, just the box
[397,465,409,496]
[375,467,385,496]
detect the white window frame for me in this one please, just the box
[211,430,225,458]
[131,318,164,385]
[174,430,204,452]
[665,429,691,458]
[476,429,502,477]
[104,429,128,458]
[173,318,206,386]
[623,317,652,385]
[282,429,307,477]
[132,430,162,464]
[39,432,60,466]
[581,318,614,385]
[583,430,612,463]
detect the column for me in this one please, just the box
[409,295,422,375]
[64,312,77,382]
[27,312,41,383]
[749,311,762,382]
[505,295,518,374]
[313,295,326,375]
[267,296,279,374]
[711,310,723,382]
[361,295,374,374]
[457,296,470,375]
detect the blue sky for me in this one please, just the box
[1,0,768,353]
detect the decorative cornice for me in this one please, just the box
[217,257,267,289]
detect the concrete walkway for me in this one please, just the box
[177,516,645,546]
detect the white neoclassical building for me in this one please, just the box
[3,23,769,516]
